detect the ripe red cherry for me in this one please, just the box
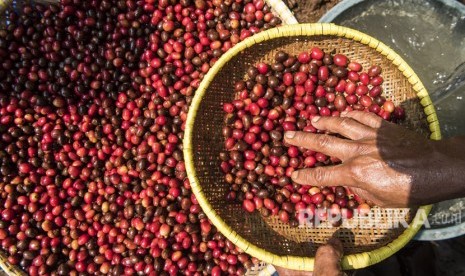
[348,62,362,71]
[333,54,348,67]
[18,163,32,174]
[318,66,329,81]
[311,47,324,60]
[256,62,269,74]
[297,51,311,63]
[294,72,308,85]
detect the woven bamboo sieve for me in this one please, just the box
[184,23,441,271]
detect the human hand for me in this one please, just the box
[284,111,465,207]
[275,238,344,276]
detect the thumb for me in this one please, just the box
[313,238,344,276]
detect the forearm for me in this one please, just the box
[425,137,465,203]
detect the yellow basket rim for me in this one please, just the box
[184,23,441,271]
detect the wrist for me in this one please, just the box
[428,137,465,202]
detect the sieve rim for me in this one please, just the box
[184,23,440,271]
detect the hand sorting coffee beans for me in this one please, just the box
[221,47,405,226]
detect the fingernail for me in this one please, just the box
[311,116,321,123]
[285,131,296,139]
[291,171,298,180]
[341,111,348,116]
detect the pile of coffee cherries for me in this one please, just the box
[221,48,405,226]
[0,0,281,275]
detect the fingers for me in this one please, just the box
[291,165,351,186]
[310,116,376,140]
[313,238,344,276]
[341,110,383,129]
[284,131,356,161]
[326,238,344,254]
[277,238,345,276]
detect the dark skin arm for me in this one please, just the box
[283,110,465,207]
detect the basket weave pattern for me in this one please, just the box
[184,24,440,271]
